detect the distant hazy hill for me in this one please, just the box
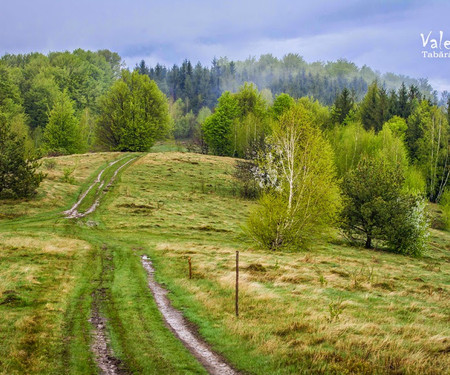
[137,53,435,112]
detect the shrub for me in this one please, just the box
[340,157,429,256]
[61,167,76,184]
[232,160,259,199]
[0,115,45,199]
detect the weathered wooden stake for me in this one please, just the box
[188,257,192,279]
[235,251,239,317]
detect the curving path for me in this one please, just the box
[141,256,237,375]
[66,153,237,375]
[64,156,136,219]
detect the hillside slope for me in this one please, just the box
[0,151,449,374]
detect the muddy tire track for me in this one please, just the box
[65,156,136,219]
[141,255,238,375]
[89,246,127,375]
[90,289,126,375]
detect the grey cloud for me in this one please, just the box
[0,0,449,90]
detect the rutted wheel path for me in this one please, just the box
[141,256,237,375]
[64,155,136,219]
[66,154,238,375]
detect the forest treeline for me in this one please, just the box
[136,54,438,115]
[0,49,443,155]
[0,49,122,154]
[1,49,449,239]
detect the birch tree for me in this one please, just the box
[247,102,341,250]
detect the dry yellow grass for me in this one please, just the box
[0,152,121,220]
[0,233,92,374]
[102,151,450,374]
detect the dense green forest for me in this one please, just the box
[0,49,122,153]
[1,49,449,233]
[136,54,437,114]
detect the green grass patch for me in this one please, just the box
[1,150,449,374]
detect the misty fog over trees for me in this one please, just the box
[136,54,436,115]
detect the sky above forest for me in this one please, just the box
[1,0,449,92]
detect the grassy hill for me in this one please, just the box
[0,151,449,374]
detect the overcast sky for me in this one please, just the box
[1,0,449,92]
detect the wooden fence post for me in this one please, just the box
[235,251,239,317]
[188,257,192,279]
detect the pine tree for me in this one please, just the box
[378,87,390,128]
[398,83,411,119]
[331,87,354,125]
[388,89,399,118]
[360,81,381,131]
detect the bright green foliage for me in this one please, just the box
[328,122,411,179]
[49,49,116,111]
[0,115,44,199]
[384,195,429,256]
[231,83,270,157]
[202,91,238,156]
[1,50,121,153]
[234,82,266,118]
[247,102,341,250]
[340,157,429,255]
[97,70,170,152]
[78,108,96,152]
[447,97,450,126]
[0,62,22,119]
[246,193,290,248]
[384,116,407,138]
[297,97,330,130]
[203,83,270,157]
[24,73,59,129]
[271,93,295,120]
[44,91,80,155]
[170,99,197,139]
[196,106,212,125]
[407,101,450,201]
[0,61,34,156]
[330,88,354,125]
[403,166,427,194]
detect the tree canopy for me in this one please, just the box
[0,115,44,199]
[96,70,170,152]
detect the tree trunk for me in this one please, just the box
[365,235,372,249]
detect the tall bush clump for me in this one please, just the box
[246,102,341,250]
[340,157,429,256]
[0,115,44,199]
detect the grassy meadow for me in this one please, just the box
[0,150,449,374]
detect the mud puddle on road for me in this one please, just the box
[141,255,237,375]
